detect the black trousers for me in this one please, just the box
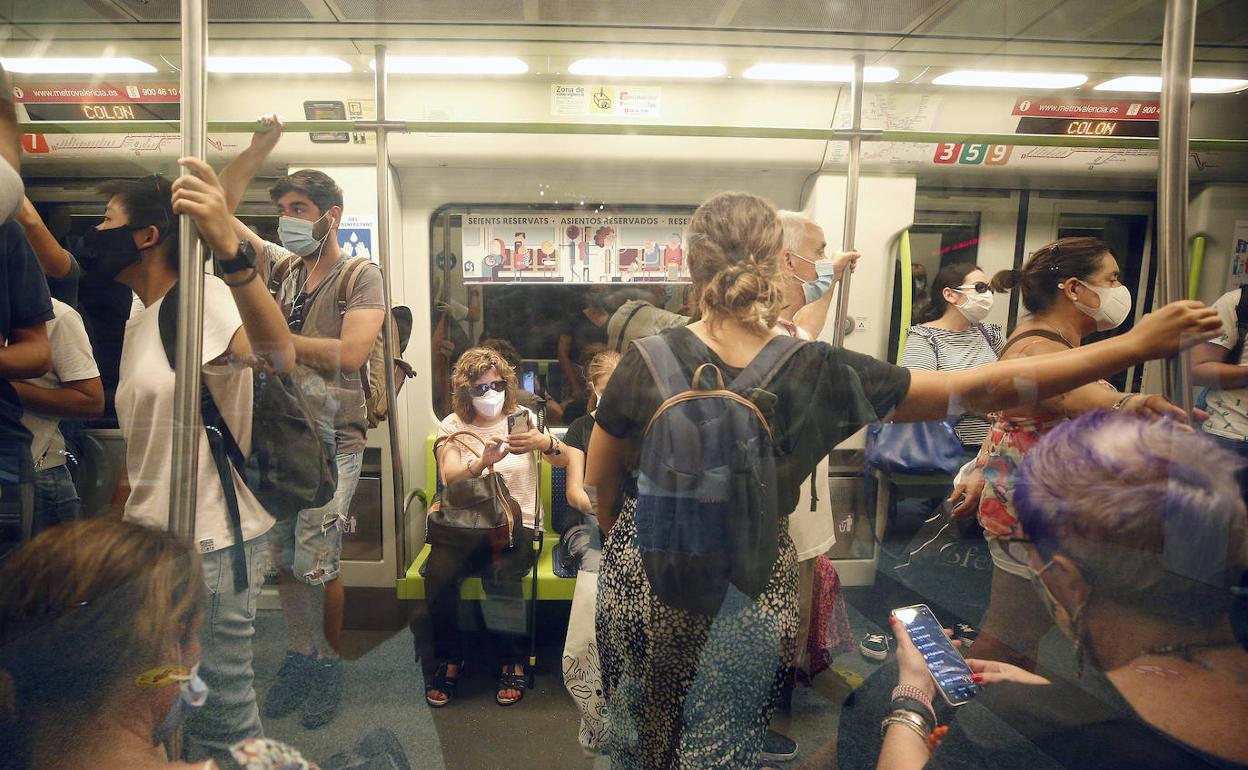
[424,527,537,664]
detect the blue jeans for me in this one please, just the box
[269,451,362,585]
[185,535,268,765]
[31,465,80,536]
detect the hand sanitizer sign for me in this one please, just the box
[338,214,375,262]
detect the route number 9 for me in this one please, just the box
[984,144,1013,165]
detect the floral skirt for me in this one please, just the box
[596,495,799,770]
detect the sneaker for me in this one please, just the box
[300,657,344,729]
[859,632,893,661]
[760,730,798,762]
[262,650,313,719]
[952,622,979,649]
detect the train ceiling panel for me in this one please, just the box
[921,0,1245,45]
[536,0,728,26]
[111,0,318,22]
[1,0,131,22]
[330,0,525,23]
[729,0,946,33]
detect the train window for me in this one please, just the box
[429,205,695,425]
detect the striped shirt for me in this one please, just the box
[438,408,544,529]
[900,323,1004,446]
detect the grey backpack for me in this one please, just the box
[632,333,805,615]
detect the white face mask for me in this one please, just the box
[1072,280,1132,331]
[472,388,506,419]
[445,300,469,322]
[954,288,994,323]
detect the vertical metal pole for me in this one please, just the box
[168,0,207,539]
[831,54,864,346]
[374,44,409,578]
[1157,0,1197,411]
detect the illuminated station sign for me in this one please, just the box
[13,82,180,121]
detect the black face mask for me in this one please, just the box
[80,225,147,281]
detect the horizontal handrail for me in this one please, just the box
[16,119,1248,152]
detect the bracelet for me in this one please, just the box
[889,697,936,731]
[881,713,931,747]
[890,684,934,715]
[223,267,260,288]
[542,435,561,456]
[1112,393,1136,411]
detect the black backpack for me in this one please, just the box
[158,281,337,590]
[632,333,804,615]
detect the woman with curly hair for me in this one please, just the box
[423,346,568,709]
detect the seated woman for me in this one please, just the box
[0,519,316,770]
[425,346,569,708]
[880,411,1248,770]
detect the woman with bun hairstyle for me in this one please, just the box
[957,236,1194,672]
[585,194,1219,769]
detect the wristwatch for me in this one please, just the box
[216,238,257,274]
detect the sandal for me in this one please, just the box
[424,659,464,708]
[495,664,532,706]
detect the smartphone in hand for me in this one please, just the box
[891,604,981,706]
[507,409,532,435]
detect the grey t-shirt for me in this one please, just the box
[262,242,385,454]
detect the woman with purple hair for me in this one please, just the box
[880,411,1248,770]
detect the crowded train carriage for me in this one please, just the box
[0,1,1246,768]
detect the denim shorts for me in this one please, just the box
[269,451,362,585]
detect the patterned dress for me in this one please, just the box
[977,411,1069,539]
[597,496,799,769]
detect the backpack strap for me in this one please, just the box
[728,334,806,394]
[612,302,648,353]
[1229,288,1248,363]
[158,282,249,593]
[267,252,301,299]
[336,257,372,316]
[998,329,1072,358]
[634,334,689,401]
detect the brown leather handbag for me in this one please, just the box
[426,431,523,551]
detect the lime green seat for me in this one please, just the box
[396,435,577,601]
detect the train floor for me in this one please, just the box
[250,499,1076,769]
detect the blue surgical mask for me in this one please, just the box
[790,252,837,304]
[278,212,332,257]
[152,663,208,746]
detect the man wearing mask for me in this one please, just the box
[222,118,386,729]
[765,211,859,761]
[0,61,54,560]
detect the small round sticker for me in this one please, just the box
[435,251,458,271]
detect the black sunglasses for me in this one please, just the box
[469,380,507,397]
[957,281,991,294]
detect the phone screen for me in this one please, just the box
[891,604,980,706]
[522,370,536,394]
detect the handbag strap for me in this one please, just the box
[434,430,489,486]
[910,326,941,369]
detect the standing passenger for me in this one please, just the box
[584,192,1218,769]
[765,210,858,761]
[967,237,1191,671]
[0,65,54,560]
[1191,284,1248,501]
[96,161,294,765]
[222,119,387,730]
[14,297,103,533]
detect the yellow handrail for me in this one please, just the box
[1188,235,1207,301]
[897,230,912,365]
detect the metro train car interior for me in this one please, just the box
[1,1,1246,769]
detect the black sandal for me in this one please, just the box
[425,659,464,708]
[495,664,532,706]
